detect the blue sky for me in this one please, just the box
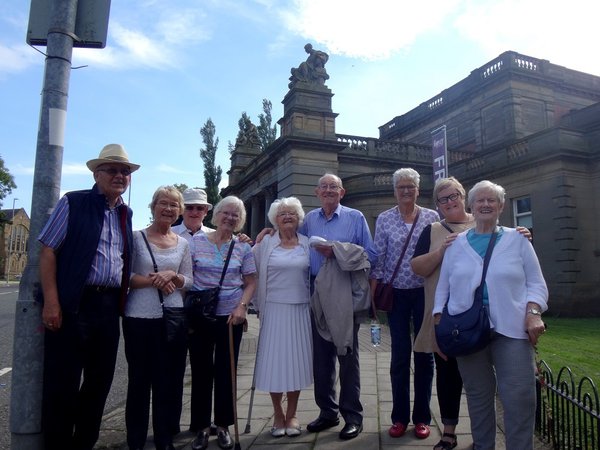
[1,0,599,230]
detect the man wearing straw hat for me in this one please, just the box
[38,143,140,450]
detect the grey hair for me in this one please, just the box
[267,197,305,230]
[211,195,247,232]
[467,180,506,209]
[318,173,343,188]
[393,168,420,187]
[433,176,466,202]
[149,185,184,212]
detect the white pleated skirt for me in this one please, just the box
[254,301,313,393]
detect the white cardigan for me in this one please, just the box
[251,231,310,314]
[433,227,548,340]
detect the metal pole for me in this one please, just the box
[10,0,78,448]
[5,198,18,286]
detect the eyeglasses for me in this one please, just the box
[97,167,131,177]
[319,184,341,191]
[185,205,208,212]
[219,211,240,219]
[277,211,298,217]
[437,192,461,204]
[157,200,179,209]
[395,185,417,192]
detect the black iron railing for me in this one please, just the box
[536,360,599,449]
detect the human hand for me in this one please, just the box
[227,304,247,326]
[149,271,176,290]
[42,301,63,331]
[159,281,177,296]
[525,314,546,346]
[254,228,274,244]
[314,244,334,258]
[237,233,254,245]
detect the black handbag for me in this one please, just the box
[140,231,187,342]
[184,240,235,322]
[435,230,498,357]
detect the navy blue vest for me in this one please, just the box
[54,184,133,313]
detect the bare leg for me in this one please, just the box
[270,392,285,428]
[285,390,301,428]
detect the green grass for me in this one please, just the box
[536,317,600,385]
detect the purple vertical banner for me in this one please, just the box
[431,125,448,182]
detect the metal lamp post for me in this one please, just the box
[5,198,18,285]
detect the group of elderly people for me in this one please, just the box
[40,143,547,450]
[127,169,547,450]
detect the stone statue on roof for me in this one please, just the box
[289,43,330,88]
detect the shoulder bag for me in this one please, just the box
[184,239,235,323]
[435,230,498,357]
[373,208,421,312]
[140,231,187,343]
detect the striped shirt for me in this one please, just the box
[189,233,256,316]
[299,204,376,277]
[38,195,126,287]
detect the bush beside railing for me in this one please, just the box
[536,360,599,449]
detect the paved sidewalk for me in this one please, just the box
[97,315,506,450]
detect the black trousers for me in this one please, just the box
[122,316,187,449]
[42,288,121,450]
[188,315,243,431]
[434,352,463,425]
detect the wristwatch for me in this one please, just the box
[527,307,542,316]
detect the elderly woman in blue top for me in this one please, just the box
[433,180,548,450]
[252,197,312,438]
[188,196,257,450]
[370,167,439,440]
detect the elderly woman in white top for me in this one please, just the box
[433,180,548,450]
[252,197,312,438]
[124,186,193,450]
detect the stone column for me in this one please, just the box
[250,196,261,238]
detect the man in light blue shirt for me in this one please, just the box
[300,173,376,440]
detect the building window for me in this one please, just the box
[513,196,533,232]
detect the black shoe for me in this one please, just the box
[339,422,363,440]
[217,429,234,449]
[191,431,209,450]
[306,416,340,433]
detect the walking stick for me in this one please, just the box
[244,314,262,434]
[229,322,242,450]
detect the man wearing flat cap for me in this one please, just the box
[38,143,139,450]
[172,187,214,241]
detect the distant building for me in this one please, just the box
[224,50,600,316]
[1,208,30,280]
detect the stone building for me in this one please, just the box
[1,208,30,280]
[223,49,600,316]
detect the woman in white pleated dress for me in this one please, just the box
[252,197,312,438]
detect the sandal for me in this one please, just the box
[433,432,457,450]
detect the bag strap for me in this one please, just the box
[474,229,499,304]
[387,208,421,284]
[440,220,454,233]
[371,208,421,321]
[140,230,165,306]
[218,240,236,288]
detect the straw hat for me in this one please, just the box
[86,144,140,172]
[182,188,213,210]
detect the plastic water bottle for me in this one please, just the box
[370,323,381,347]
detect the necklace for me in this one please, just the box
[214,239,232,262]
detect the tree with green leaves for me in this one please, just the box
[173,183,188,193]
[257,98,277,150]
[0,157,17,220]
[199,118,222,206]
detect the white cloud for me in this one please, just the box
[0,43,41,77]
[281,0,462,60]
[61,163,90,175]
[453,0,600,75]
[156,163,194,174]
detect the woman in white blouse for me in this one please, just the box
[123,186,192,450]
[252,197,312,438]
